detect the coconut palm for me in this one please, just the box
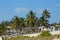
[26,11,37,27]
[10,16,20,29]
[0,22,6,35]
[40,9,50,27]
[10,16,25,30]
[34,18,41,27]
[19,18,25,28]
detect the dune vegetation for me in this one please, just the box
[4,31,60,40]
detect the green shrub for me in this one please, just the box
[40,31,51,37]
[23,36,30,38]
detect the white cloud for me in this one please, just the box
[15,8,45,13]
[15,8,29,13]
[35,8,44,13]
[56,4,60,7]
[34,8,50,13]
[15,7,50,14]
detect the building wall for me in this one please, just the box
[50,31,60,35]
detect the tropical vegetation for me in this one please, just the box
[0,9,60,36]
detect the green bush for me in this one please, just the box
[40,31,51,37]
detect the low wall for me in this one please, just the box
[22,31,60,37]
[22,33,41,37]
[0,37,2,40]
[50,31,60,35]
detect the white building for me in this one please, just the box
[38,25,60,35]
[49,25,60,35]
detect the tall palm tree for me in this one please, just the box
[26,11,37,27]
[40,9,50,27]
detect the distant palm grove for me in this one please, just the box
[0,9,60,36]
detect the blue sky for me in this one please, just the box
[0,0,60,23]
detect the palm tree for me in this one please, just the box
[0,22,6,35]
[26,11,37,27]
[40,9,50,27]
[19,18,25,28]
[10,16,20,29]
[10,16,25,30]
[34,18,40,27]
